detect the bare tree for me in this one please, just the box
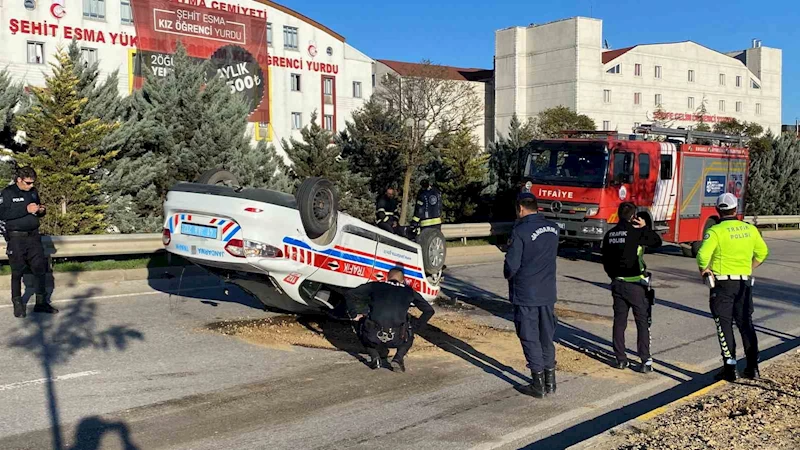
[376,60,483,224]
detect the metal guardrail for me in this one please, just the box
[0,216,794,261]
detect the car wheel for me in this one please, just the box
[419,228,446,275]
[196,168,239,187]
[296,177,339,241]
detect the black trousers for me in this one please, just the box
[7,233,47,299]
[358,320,415,361]
[710,280,759,367]
[513,304,556,373]
[611,280,651,363]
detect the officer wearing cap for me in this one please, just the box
[697,192,769,381]
[504,192,560,398]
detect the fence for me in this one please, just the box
[0,216,794,261]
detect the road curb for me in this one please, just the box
[0,265,210,290]
[571,347,800,450]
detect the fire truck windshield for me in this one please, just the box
[525,142,609,188]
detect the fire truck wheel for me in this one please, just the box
[296,177,339,241]
[196,168,239,187]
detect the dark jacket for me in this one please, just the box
[413,187,442,225]
[601,220,662,280]
[345,280,435,328]
[375,194,398,224]
[503,214,559,306]
[0,184,45,233]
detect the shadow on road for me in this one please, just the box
[69,416,139,450]
[6,290,145,450]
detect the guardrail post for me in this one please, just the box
[461,237,467,245]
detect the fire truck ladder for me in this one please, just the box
[633,125,745,146]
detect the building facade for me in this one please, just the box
[0,0,374,159]
[495,17,782,137]
[374,59,494,150]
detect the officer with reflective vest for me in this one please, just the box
[601,202,662,373]
[375,187,399,234]
[410,180,442,237]
[503,192,560,398]
[697,193,769,381]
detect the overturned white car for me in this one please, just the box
[162,169,446,315]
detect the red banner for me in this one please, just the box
[130,0,269,123]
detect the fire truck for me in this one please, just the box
[520,125,749,257]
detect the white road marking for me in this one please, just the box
[0,370,101,392]
[0,286,218,309]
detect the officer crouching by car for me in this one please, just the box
[409,180,442,239]
[697,193,769,381]
[504,192,560,398]
[346,267,435,372]
[0,167,58,318]
[601,202,662,373]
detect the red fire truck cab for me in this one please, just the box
[520,125,749,257]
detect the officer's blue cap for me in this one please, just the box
[517,192,537,201]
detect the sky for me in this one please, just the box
[282,0,799,125]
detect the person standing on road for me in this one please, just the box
[375,187,399,234]
[601,202,662,373]
[503,192,560,398]
[697,193,769,381]
[0,167,58,318]
[346,268,435,372]
[409,180,442,239]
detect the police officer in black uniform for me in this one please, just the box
[0,167,58,318]
[409,180,442,239]
[601,202,661,373]
[375,187,399,234]
[504,192,560,398]
[346,267,435,372]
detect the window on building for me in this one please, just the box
[283,26,298,50]
[634,92,641,105]
[27,41,44,64]
[290,74,301,92]
[372,74,376,88]
[719,73,726,86]
[291,112,302,130]
[655,94,662,106]
[736,101,742,113]
[267,23,272,47]
[324,114,334,130]
[603,121,610,131]
[80,48,98,68]
[756,103,762,115]
[634,63,641,77]
[634,122,641,129]
[639,154,650,179]
[654,65,662,79]
[606,64,620,74]
[603,89,611,103]
[719,100,725,112]
[83,0,106,19]
[688,97,695,109]
[688,70,695,82]
[736,75,742,88]
[751,79,761,89]
[324,78,333,96]
[353,81,362,98]
[120,0,133,24]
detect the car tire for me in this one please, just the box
[196,168,239,186]
[419,228,447,275]
[296,177,339,240]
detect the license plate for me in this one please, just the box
[555,222,565,230]
[181,223,218,239]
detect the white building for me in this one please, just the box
[373,59,495,149]
[495,17,782,137]
[0,0,374,159]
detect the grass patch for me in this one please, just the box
[0,252,190,276]
[446,235,507,248]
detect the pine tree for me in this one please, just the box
[0,68,28,154]
[533,106,596,138]
[280,110,374,222]
[13,47,119,235]
[487,114,534,220]
[227,140,292,192]
[437,127,488,222]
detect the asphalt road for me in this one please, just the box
[1,232,799,450]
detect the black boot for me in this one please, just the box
[391,358,406,373]
[11,297,25,318]
[743,364,760,380]
[544,368,556,394]
[520,372,546,398]
[713,363,739,382]
[33,295,58,314]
